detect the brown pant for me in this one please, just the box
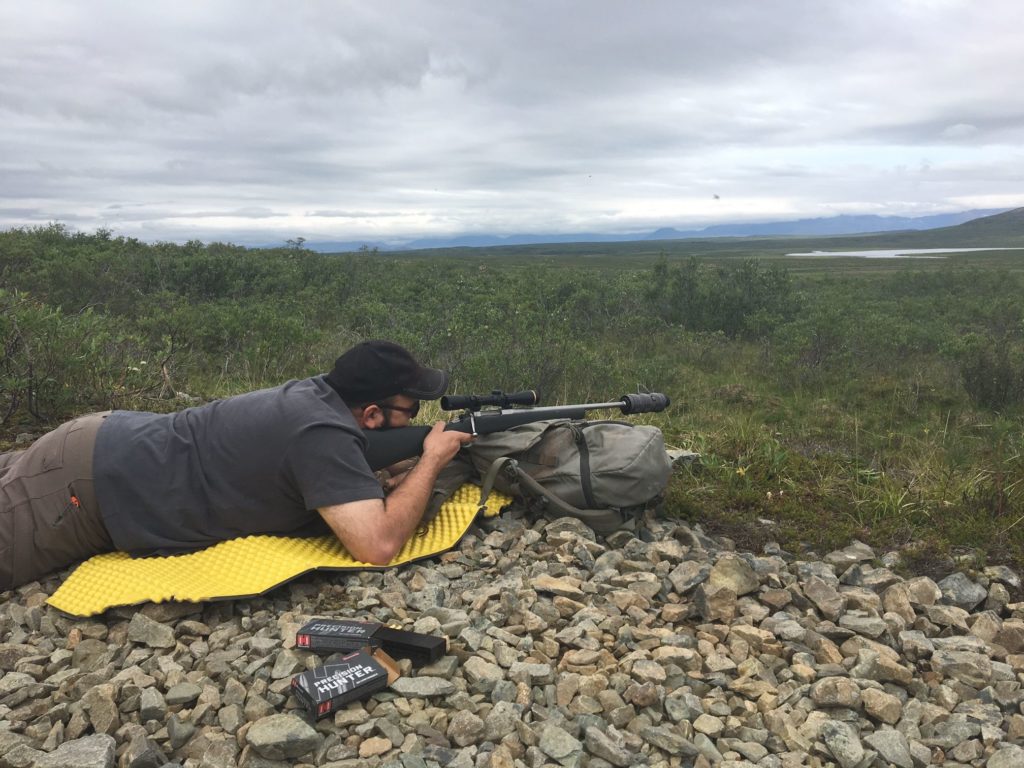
[0,412,114,591]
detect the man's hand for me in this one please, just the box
[420,421,474,466]
[318,422,472,564]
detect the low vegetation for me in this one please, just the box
[2,223,1023,574]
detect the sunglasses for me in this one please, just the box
[380,401,420,418]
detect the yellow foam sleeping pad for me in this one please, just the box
[47,484,510,618]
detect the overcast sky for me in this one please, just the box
[2,0,1023,245]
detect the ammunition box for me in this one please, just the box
[296,619,445,667]
[291,649,392,719]
[295,619,380,654]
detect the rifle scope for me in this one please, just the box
[441,389,539,411]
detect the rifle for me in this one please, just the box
[363,390,670,471]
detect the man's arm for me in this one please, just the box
[318,422,472,564]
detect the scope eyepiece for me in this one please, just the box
[441,389,539,411]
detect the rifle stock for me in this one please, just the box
[363,393,669,471]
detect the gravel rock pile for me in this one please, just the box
[2,513,1024,768]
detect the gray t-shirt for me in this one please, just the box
[94,376,384,555]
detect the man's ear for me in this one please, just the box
[355,404,385,430]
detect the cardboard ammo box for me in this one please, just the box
[296,619,445,667]
[291,648,398,719]
[295,619,380,654]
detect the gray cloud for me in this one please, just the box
[2,0,1022,242]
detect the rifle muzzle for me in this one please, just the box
[619,392,671,414]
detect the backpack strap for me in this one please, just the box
[478,456,519,516]
[570,422,598,508]
[478,456,628,535]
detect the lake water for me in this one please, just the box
[786,247,1024,259]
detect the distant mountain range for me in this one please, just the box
[294,208,1009,253]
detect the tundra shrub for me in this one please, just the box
[953,333,1024,409]
[0,290,161,425]
[647,256,801,339]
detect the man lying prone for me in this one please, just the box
[0,340,472,590]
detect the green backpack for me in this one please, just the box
[465,418,674,534]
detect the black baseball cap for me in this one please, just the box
[325,340,449,403]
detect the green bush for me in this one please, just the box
[647,256,802,339]
[769,305,853,385]
[951,333,1024,409]
[0,289,163,425]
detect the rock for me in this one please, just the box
[0,643,35,669]
[584,726,633,767]
[641,724,699,756]
[463,656,504,693]
[544,517,597,541]
[863,729,914,768]
[988,744,1024,768]
[987,582,1012,613]
[532,574,585,599]
[538,724,582,762]
[218,704,245,733]
[938,572,988,610]
[623,681,661,708]
[984,565,1022,589]
[668,561,711,594]
[70,638,108,671]
[122,729,167,768]
[389,677,457,697]
[81,684,119,735]
[358,736,393,758]
[969,610,1002,642]
[730,624,777,651]
[167,714,195,750]
[810,677,860,708]
[708,554,760,595]
[925,603,970,630]
[0,669,37,698]
[269,648,305,679]
[804,576,846,621]
[796,560,838,584]
[903,576,941,606]
[825,540,875,568]
[5,505,1024,768]
[861,688,903,724]
[484,700,521,741]
[0,744,44,768]
[139,687,167,722]
[447,710,485,746]
[922,719,981,749]
[882,584,916,623]
[630,659,667,684]
[694,582,737,621]
[820,720,865,768]
[126,613,176,649]
[165,681,203,706]
[34,734,116,768]
[139,601,201,622]
[994,620,1024,654]
[849,649,912,686]
[931,650,992,688]
[838,611,888,638]
[898,629,935,661]
[246,714,321,760]
[510,661,554,685]
[0,731,29,755]
[693,714,725,737]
